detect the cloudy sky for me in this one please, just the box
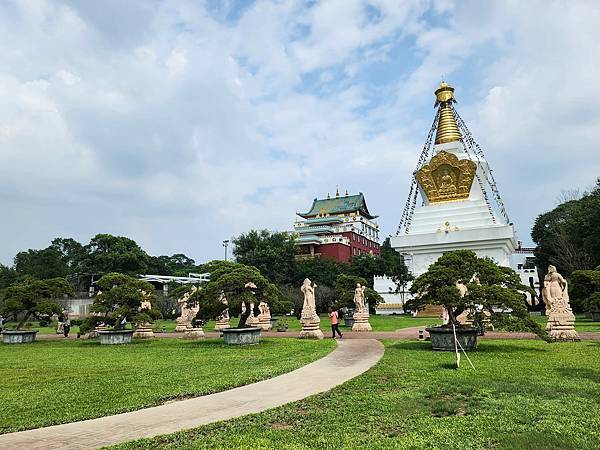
[1,0,599,265]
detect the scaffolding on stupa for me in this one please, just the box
[395,83,510,236]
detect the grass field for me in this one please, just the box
[116,339,600,450]
[0,338,334,434]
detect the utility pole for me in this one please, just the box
[223,239,230,261]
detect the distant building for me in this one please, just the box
[294,190,380,262]
[510,244,540,306]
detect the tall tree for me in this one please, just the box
[532,179,600,275]
[232,230,297,284]
[14,247,69,279]
[80,234,149,277]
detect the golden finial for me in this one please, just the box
[327,192,330,199]
[434,80,462,145]
[335,186,340,198]
[345,189,349,196]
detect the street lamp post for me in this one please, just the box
[223,240,230,261]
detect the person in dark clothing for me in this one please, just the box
[63,318,71,337]
[329,307,343,339]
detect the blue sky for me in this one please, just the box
[1,0,599,265]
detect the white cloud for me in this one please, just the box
[0,0,599,264]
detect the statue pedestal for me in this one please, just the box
[547,310,579,341]
[183,327,205,339]
[175,317,188,333]
[245,314,260,327]
[214,318,230,331]
[257,313,272,331]
[352,312,372,331]
[299,309,323,339]
[133,323,154,339]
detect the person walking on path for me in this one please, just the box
[329,307,343,339]
[63,318,71,338]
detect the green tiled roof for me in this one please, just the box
[297,226,334,234]
[304,217,343,225]
[298,193,377,220]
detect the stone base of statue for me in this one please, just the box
[175,318,188,333]
[352,311,372,331]
[183,327,205,339]
[214,318,231,331]
[299,309,323,339]
[257,313,272,331]
[133,323,154,339]
[245,314,260,327]
[546,310,579,341]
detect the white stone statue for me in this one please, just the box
[299,278,323,339]
[243,282,259,327]
[542,265,579,341]
[352,283,371,332]
[301,278,317,312]
[353,283,367,313]
[176,286,200,332]
[257,300,272,331]
[139,290,152,311]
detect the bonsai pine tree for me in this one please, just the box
[80,273,160,333]
[406,250,546,338]
[1,278,74,330]
[198,261,290,328]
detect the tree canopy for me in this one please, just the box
[406,250,546,338]
[195,260,292,327]
[532,179,600,275]
[1,278,74,329]
[80,273,159,333]
[232,230,297,285]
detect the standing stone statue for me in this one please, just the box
[352,283,372,331]
[214,292,231,331]
[299,278,323,339]
[133,290,155,339]
[257,301,272,331]
[175,286,204,338]
[542,265,579,341]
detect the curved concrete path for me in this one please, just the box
[0,339,384,450]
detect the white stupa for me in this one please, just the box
[390,81,517,278]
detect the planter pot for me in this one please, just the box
[2,330,38,344]
[344,318,355,327]
[221,327,261,345]
[426,326,478,351]
[97,330,134,345]
[591,311,600,322]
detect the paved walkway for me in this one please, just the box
[0,339,384,450]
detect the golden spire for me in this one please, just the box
[335,186,340,198]
[434,81,462,145]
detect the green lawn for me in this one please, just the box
[0,338,334,434]
[116,339,600,450]
[274,314,440,332]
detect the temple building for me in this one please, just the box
[294,190,380,262]
[391,81,518,288]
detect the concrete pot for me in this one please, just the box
[2,330,38,344]
[222,327,261,345]
[97,330,134,345]
[344,318,355,327]
[426,326,478,351]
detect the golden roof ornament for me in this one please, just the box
[416,151,476,203]
[434,81,462,145]
[335,186,340,198]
